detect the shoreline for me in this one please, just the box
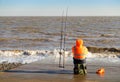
[0,61,120,82]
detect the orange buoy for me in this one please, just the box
[96,68,105,75]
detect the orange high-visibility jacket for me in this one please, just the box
[72,39,88,59]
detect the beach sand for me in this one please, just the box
[0,59,120,82]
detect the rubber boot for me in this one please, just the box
[74,64,79,74]
[80,64,87,75]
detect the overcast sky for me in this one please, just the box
[0,0,120,16]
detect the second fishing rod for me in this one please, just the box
[59,8,68,68]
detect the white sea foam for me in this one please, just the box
[0,49,119,64]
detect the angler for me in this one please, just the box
[72,39,89,75]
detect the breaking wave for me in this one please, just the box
[0,48,119,64]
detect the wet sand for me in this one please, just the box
[0,60,120,82]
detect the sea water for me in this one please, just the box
[0,16,120,50]
[0,16,120,64]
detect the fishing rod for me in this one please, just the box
[59,11,64,67]
[59,8,68,68]
[63,7,68,68]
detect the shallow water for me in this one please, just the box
[0,16,120,50]
[1,53,120,82]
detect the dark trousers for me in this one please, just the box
[73,58,87,75]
